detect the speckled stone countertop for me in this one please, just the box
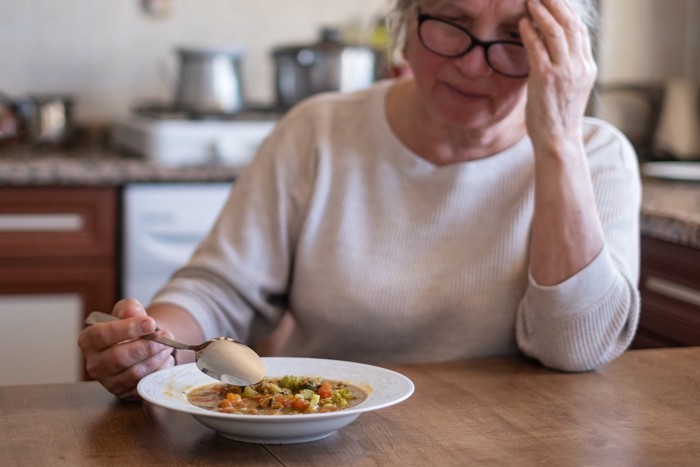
[1,146,699,249]
[0,146,243,186]
[641,178,700,249]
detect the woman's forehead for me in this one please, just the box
[419,0,528,15]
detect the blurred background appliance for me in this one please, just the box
[174,45,246,114]
[0,91,75,148]
[654,78,700,161]
[593,82,666,163]
[271,27,384,109]
[27,94,75,147]
[112,108,277,167]
[123,182,232,305]
[113,43,279,167]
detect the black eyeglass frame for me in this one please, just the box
[416,12,529,78]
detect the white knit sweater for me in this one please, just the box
[153,80,642,371]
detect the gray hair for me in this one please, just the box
[386,0,600,62]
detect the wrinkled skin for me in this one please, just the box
[78,299,175,400]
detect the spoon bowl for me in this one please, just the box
[85,311,265,386]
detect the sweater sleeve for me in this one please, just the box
[149,104,317,346]
[515,119,642,372]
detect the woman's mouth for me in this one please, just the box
[445,83,490,100]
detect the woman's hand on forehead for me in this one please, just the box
[518,0,596,145]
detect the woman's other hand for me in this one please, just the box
[517,0,604,285]
[519,0,597,152]
[77,299,175,400]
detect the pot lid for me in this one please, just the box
[271,27,370,56]
[176,45,246,58]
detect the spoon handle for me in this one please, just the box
[84,311,121,325]
[85,311,192,351]
[140,333,191,350]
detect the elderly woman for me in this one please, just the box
[80,0,641,400]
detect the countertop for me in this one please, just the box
[1,145,699,248]
[0,145,243,186]
[2,347,699,466]
[640,177,700,249]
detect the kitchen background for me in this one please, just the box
[1,0,388,124]
[599,0,700,81]
[596,0,700,161]
[1,0,699,387]
[2,0,700,125]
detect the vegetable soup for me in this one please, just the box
[187,375,367,415]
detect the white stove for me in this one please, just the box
[112,107,279,167]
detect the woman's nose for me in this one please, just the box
[453,46,493,77]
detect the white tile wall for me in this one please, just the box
[0,0,389,124]
[598,0,700,83]
[6,0,698,125]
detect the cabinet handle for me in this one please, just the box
[645,276,700,307]
[0,213,85,232]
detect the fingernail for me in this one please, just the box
[141,318,155,333]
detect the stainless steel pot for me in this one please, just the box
[27,94,74,147]
[271,28,383,109]
[174,46,245,114]
[0,91,74,147]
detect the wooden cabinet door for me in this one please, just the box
[633,237,700,348]
[0,187,117,384]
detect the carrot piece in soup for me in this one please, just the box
[293,397,311,412]
[317,381,332,399]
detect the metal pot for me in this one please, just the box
[174,46,245,114]
[27,94,75,147]
[271,28,384,109]
[0,92,74,147]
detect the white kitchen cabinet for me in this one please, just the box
[0,294,83,385]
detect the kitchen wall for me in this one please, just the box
[598,0,700,82]
[597,0,700,160]
[0,0,387,125]
[4,0,699,127]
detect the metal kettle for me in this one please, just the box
[271,28,384,109]
[174,46,246,114]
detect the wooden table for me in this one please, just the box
[2,347,699,466]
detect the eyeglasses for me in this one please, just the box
[417,12,529,78]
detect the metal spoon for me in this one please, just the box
[85,311,265,386]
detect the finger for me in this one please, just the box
[540,0,590,57]
[108,346,175,399]
[93,334,173,392]
[541,0,579,25]
[117,350,170,401]
[88,329,172,378]
[555,0,591,63]
[78,298,153,354]
[526,0,570,65]
[79,315,157,354]
[519,16,550,73]
[85,328,174,398]
[114,298,148,319]
[540,0,583,36]
[578,22,595,63]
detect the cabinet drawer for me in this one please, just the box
[639,278,700,346]
[634,237,700,348]
[0,187,117,259]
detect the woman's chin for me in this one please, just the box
[437,108,494,130]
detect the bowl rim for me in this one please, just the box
[137,357,415,422]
